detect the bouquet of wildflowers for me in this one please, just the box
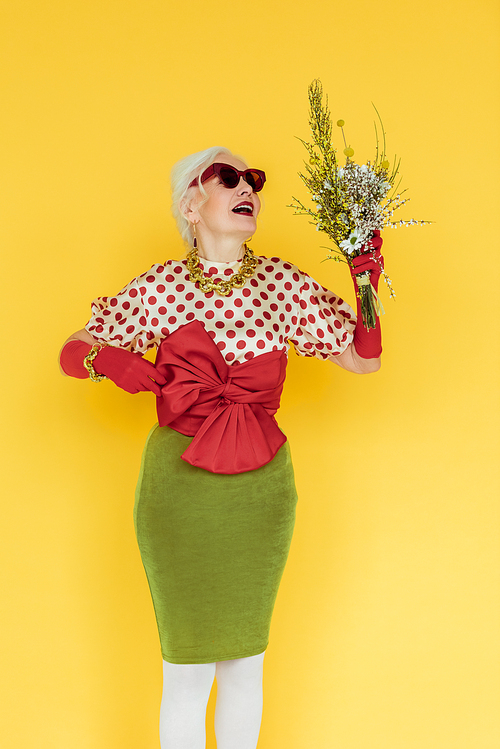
[289,79,429,329]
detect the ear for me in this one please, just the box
[180,194,201,225]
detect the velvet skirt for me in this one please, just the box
[133,424,298,664]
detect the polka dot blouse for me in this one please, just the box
[85,255,356,364]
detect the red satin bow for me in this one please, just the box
[155,320,288,474]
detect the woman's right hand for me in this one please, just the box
[59,331,167,396]
[93,345,167,396]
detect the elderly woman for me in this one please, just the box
[59,146,383,749]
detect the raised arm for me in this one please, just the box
[331,234,383,374]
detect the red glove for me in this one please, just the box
[349,231,384,359]
[60,340,167,396]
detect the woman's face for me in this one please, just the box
[189,154,261,241]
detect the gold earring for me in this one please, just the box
[192,223,197,250]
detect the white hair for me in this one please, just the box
[170,146,248,246]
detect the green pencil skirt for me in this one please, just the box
[133,424,298,664]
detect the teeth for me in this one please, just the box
[233,204,253,214]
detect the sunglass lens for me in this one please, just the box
[246,171,263,192]
[219,166,239,188]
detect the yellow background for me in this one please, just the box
[1,1,499,747]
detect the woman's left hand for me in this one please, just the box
[349,231,384,290]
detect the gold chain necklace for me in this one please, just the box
[186,243,258,297]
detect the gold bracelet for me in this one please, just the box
[83,343,109,383]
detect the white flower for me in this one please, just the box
[339,228,365,255]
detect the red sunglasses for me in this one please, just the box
[188,162,266,192]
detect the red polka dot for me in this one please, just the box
[157,266,164,273]
[308,314,316,324]
[242,288,251,297]
[168,316,177,325]
[316,328,324,338]
[277,292,285,301]
[158,306,167,314]
[244,309,253,318]
[139,316,147,326]
[309,295,319,305]
[226,352,235,361]
[110,298,118,307]
[275,272,284,280]
[224,309,234,319]
[250,279,258,288]
[217,341,226,350]
[226,330,236,339]
[285,282,292,291]
[156,284,166,293]
[244,351,255,360]
[132,307,140,316]
[146,275,155,283]
[291,315,297,325]
[270,303,278,312]
[273,324,279,332]
[234,298,243,307]
[208,266,218,275]
[139,286,147,296]
[256,340,265,349]
[265,265,274,273]
[148,296,157,305]
[224,268,233,276]
[263,311,271,320]
[129,288,138,297]
[279,313,285,322]
[215,299,224,308]
[186,312,195,321]
[257,273,265,281]
[138,338,144,347]
[115,312,122,320]
[215,321,225,329]
[96,325,103,333]
[292,294,299,303]
[150,318,158,326]
[173,266,183,274]
[175,284,185,292]
[102,311,110,317]
[122,301,130,310]
[266,331,273,341]
[334,320,342,329]
[255,319,264,327]
[161,327,169,335]
[205,309,214,319]
[236,340,246,349]
[126,325,135,334]
[260,291,268,300]
[176,304,185,313]
[246,329,256,338]
[186,292,195,301]
[252,299,261,307]
[195,301,204,309]
[167,294,175,304]
[165,274,175,282]
[267,283,276,292]
[208,330,216,339]
[316,340,324,348]
[147,331,155,340]
[235,320,244,328]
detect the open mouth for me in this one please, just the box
[232,202,254,215]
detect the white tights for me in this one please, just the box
[159,651,265,749]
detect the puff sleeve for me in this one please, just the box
[287,269,356,360]
[85,272,162,354]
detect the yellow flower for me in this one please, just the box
[381,160,389,169]
[337,119,345,127]
[344,147,354,158]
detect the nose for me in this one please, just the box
[236,176,253,194]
